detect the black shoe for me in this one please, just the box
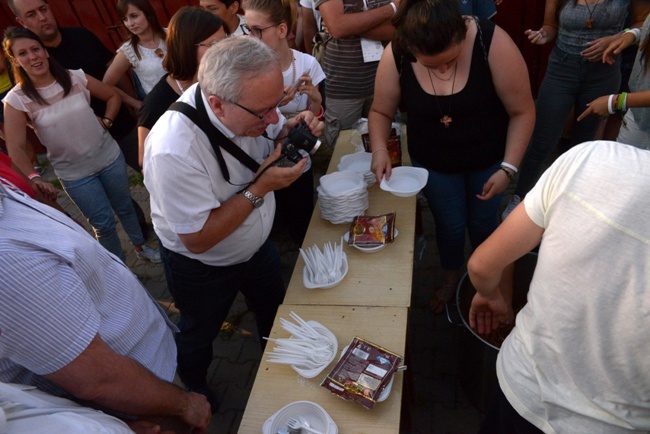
[187,384,219,414]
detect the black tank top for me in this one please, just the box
[393,18,509,173]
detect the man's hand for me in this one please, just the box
[252,145,308,196]
[179,392,212,432]
[285,110,325,138]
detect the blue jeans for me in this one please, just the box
[415,159,502,271]
[61,153,144,262]
[516,46,621,196]
[160,239,286,388]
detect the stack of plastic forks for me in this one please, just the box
[264,311,338,378]
[300,240,347,288]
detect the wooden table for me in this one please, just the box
[283,131,416,308]
[238,304,408,434]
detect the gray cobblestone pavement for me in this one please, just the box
[38,150,522,433]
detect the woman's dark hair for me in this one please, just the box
[164,7,226,81]
[117,0,166,60]
[393,0,467,60]
[246,0,296,32]
[2,26,71,105]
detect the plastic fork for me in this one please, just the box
[285,416,325,434]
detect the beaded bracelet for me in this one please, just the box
[500,167,513,180]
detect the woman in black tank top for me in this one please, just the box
[367,0,534,314]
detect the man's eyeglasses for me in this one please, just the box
[228,91,286,121]
[243,23,279,39]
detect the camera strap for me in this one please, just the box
[168,85,261,184]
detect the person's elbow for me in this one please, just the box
[467,251,491,282]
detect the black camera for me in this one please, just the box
[278,120,321,166]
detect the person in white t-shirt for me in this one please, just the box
[468,140,650,433]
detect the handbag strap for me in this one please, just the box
[168,85,261,184]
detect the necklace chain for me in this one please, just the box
[430,68,454,82]
[427,64,458,128]
[584,0,600,29]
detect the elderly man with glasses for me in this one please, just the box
[143,36,323,410]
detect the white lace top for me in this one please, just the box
[117,36,167,95]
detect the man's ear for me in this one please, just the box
[208,94,226,117]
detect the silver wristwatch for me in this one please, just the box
[242,189,264,208]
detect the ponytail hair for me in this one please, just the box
[246,0,296,32]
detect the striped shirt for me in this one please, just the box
[315,0,389,99]
[0,183,177,397]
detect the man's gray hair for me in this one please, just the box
[198,36,279,103]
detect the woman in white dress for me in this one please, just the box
[103,0,167,109]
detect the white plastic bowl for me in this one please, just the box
[343,229,399,253]
[319,171,365,196]
[337,152,372,173]
[290,320,338,378]
[303,251,348,289]
[262,401,338,434]
[380,166,428,197]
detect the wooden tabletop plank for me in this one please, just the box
[283,130,416,307]
[239,304,408,434]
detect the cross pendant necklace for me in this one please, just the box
[427,63,457,128]
[584,0,600,29]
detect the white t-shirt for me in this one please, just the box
[497,141,650,433]
[144,83,284,266]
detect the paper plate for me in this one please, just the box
[380,167,428,197]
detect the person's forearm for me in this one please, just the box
[624,89,650,108]
[178,192,256,254]
[81,354,191,418]
[116,87,141,110]
[360,20,395,41]
[104,93,122,123]
[322,2,396,39]
[502,111,535,169]
[368,109,393,151]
